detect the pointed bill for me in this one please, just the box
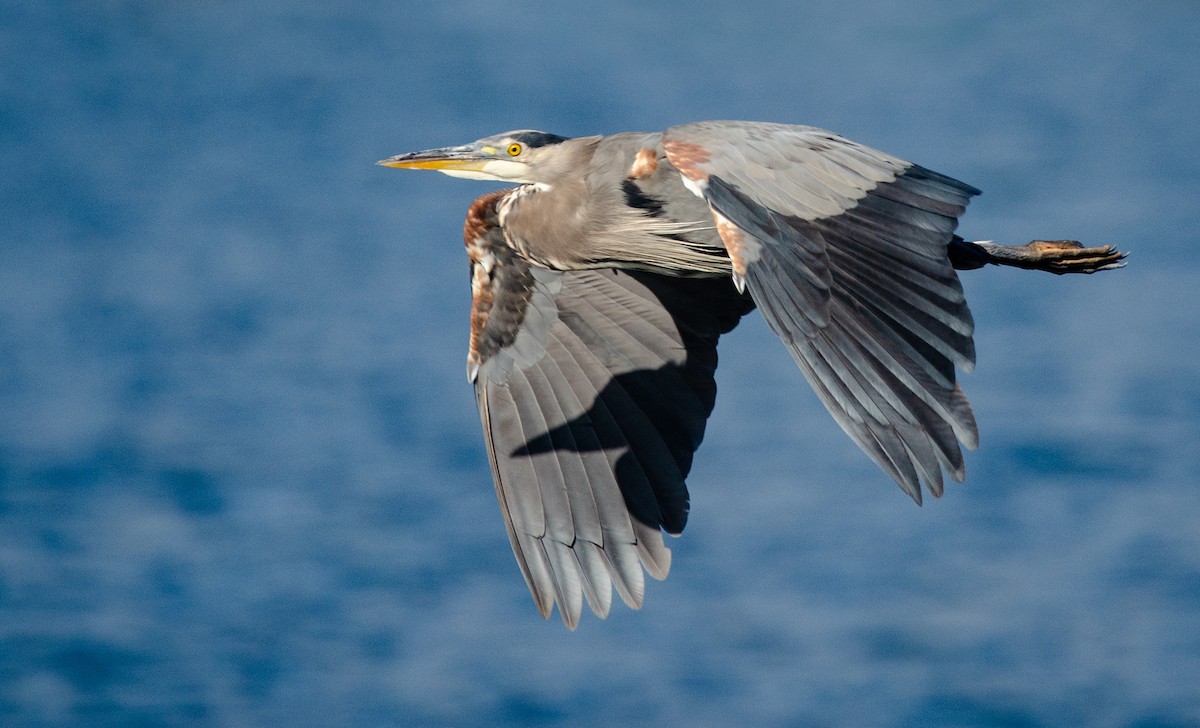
[377,144,486,171]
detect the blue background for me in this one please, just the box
[2,2,1199,726]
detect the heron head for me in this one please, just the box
[378,130,576,185]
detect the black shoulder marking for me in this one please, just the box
[621,179,665,217]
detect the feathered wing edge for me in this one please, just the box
[473,260,748,627]
[665,122,980,503]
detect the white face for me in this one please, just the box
[439,158,531,182]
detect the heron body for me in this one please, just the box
[379,121,1125,628]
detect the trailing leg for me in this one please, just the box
[948,237,1127,274]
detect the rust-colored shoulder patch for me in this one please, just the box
[467,261,493,375]
[627,147,659,179]
[662,139,711,182]
[711,210,749,278]
[462,189,510,250]
[462,189,511,376]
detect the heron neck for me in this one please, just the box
[499,175,595,270]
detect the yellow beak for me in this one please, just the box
[376,144,487,171]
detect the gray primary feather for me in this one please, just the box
[381,119,1125,626]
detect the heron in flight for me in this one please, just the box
[378,121,1125,628]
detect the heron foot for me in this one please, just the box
[951,238,1127,274]
[1020,239,1128,273]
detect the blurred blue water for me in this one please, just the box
[2,2,1199,726]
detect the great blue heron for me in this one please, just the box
[378,121,1125,628]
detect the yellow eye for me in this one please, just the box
[506,143,522,157]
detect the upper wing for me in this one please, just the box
[468,205,749,627]
[664,121,980,503]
